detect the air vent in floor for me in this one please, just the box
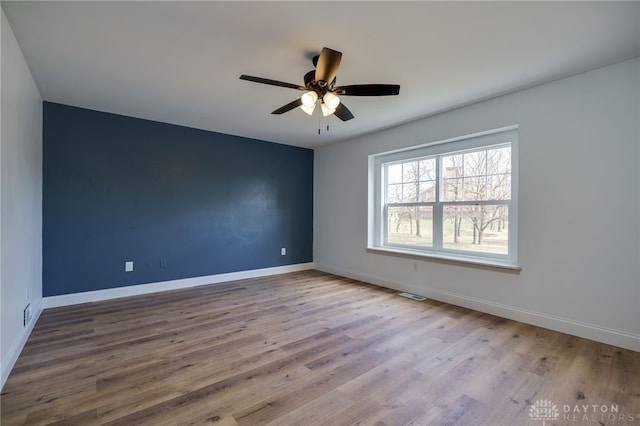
[398,292,426,302]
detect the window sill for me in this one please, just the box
[366,246,521,273]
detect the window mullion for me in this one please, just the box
[433,155,443,250]
[441,200,510,207]
[382,164,389,246]
[382,203,389,246]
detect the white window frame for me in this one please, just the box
[368,126,519,270]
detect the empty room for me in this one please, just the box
[1,1,639,425]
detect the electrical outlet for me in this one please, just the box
[281,247,286,256]
[125,261,134,272]
[23,304,32,327]
[160,258,167,268]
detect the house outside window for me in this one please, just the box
[369,126,519,269]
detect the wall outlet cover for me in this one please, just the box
[23,304,32,327]
[125,261,134,272]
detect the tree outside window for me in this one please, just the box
[375,127,517,265]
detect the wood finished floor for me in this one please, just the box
[2,270,639,425]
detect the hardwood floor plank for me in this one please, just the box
[233,350,390,425]
[318,396,392,426]
[262,389,355,426]
[42,408,98,425]
[2,270,638,425]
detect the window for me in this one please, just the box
[369,126,518,268]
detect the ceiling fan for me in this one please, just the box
[239,47,400,122]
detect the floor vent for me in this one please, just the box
[398,292,426,302]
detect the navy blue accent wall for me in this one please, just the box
[43,102,313,296]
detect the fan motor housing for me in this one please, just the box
[304,70,336,96]
[304,70,315,87]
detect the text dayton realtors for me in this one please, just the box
[563,404,638,423]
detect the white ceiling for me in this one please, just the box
[3,1,639,148]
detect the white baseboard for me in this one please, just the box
[1,298,44,390]
[2,263,313,391]
[44,263,315,309]
[13,259,637,392]
[314,263,640,352]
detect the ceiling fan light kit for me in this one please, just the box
[321,103,336,117]
[300,103,315,116]
[301,91,318,108]
[323,92,340,110]
[239,47,400,124]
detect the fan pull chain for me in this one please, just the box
[315,105,333,135]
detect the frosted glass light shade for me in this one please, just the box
[321,103,336,117]
[301,91,318,108]
[323,92,340,110]
[300,103,315,115]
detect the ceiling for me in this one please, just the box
[3,1,639,149]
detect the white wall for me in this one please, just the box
[315,58,640,351]
[1,10,43,388]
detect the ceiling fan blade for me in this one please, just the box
[333,103,354,121]
[271,98,303,115]
[240,75,304,90]
[335,84,400,96]
[315,48,342,85]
